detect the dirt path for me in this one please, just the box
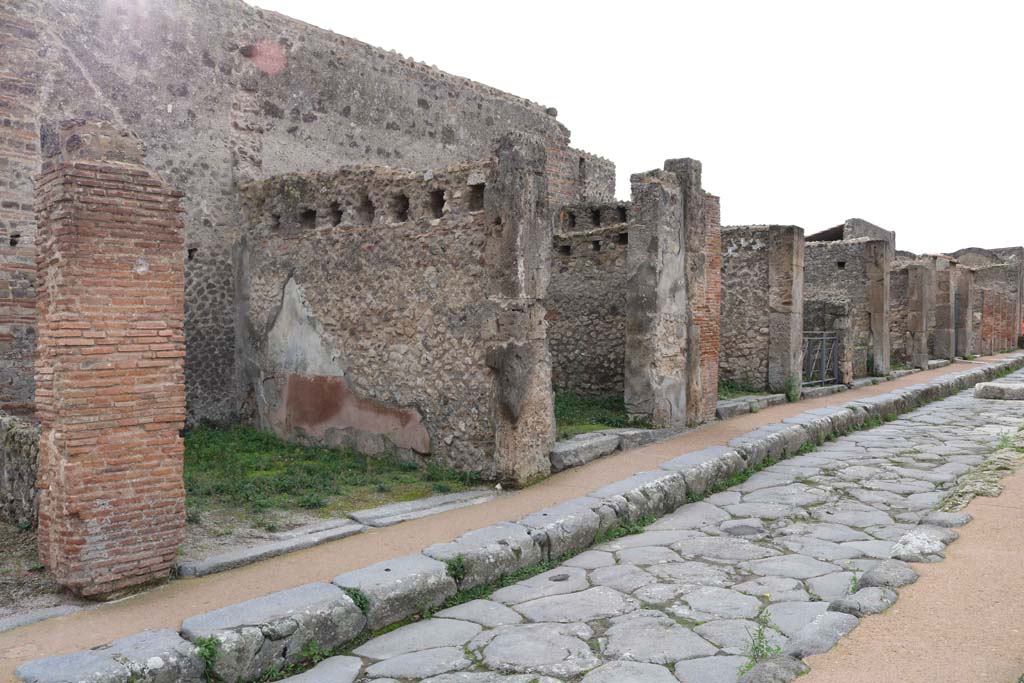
[801,465,1024,683]
[0,356,1014,681]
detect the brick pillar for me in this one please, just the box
[34,120,186,597]
[624,170,687,427]
[664,159,719,425]
[767,226,804,393]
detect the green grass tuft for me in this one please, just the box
[553,392,648,439]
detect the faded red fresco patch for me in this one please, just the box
[249,40,286,76]
[279,374,430,453]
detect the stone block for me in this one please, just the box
[349,491,494,527]
[660,446,744,497]
[589,470,687,521]
[332,554,456,630]
[974,382,1024,400]
[549,432,621,472]
[423,522,544,589]
[276,656,362,683]
[181,582,364,682]
[518,498,606,560]
[16,652,128,683]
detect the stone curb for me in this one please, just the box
[17,351,1024,683]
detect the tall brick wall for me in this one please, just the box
[34,121,186,597]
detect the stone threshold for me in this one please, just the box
[17,351,1024,683]
[174,490,496,578]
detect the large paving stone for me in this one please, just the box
[421,675,561,683]
[596,529,701,550]
[783,611,859,658]
[423,522,543,589]
[435,600,523,628]
[763,601,830,637]
[777,522,870,543]
[364,646,471,679]
[806,572,856,602]
[724,502,804,520]
[739,555,840,579]
[693,619,787,655]
[829,587,898,616]
[601,611,717,663]
[353,619,481,660]
[974,382,1024,400]
[811,502,894,528]
[16,651,129,683]
[649,502,731,530]
[738,655,809,682]
[102,629,203,683]
[474,624,600,677]
[776,537,863,562]
[277,655,362,683]
[513,586,639,622]
[743,484,831,507]
[332,554,456,629]
[647,561,734,587]
[671,587,763,620]
[858,559,919,588]
[616,545,682,565]
[590,564,656,593]
[180,582,364,682]
[489,567,589,604]
[675,655,749,683]
[890,528,951,561]
[580,661,677,683]
[733,576,809,603]
[563,550,615,569]
[671,536,780,563]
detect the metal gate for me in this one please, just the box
[802,331,839,386]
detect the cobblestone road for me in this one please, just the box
[284,373,1024,682]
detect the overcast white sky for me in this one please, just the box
[247,0,1022,255]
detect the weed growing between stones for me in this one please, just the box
[258,640,331,682]
[718,379,762,401]
[193,636,220,683]
[739,611,783,675]
[342,587,370,614]
[785,375,801,403]
[445,556,468,584]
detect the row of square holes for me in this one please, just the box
[281,183,486,230]
[564,205,628,229]
[557,232,628,256]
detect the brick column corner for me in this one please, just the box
[34,119,186,597]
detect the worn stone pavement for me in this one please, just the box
[299,370,1024,683]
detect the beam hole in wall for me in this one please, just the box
[9,233,20,247]
[271,213,281,230]
[493,214,503,226]
[429,189,445,218]
[299,208,316,229]
[390,193,410,222]
[187,247,197,261]
[565,211,577,229]
[617,232,628,245]
[591,207,601,227]
[591,240,601,252]
[356,193,375,225]
[558,244,571,256]
[617,206,628,223]
[330,201,343,226]
[468,183,485,211]
[837,261,847,270]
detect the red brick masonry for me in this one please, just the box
[33,130,186,597]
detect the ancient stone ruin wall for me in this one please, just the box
[954,266,974,357]
[548,203,631,396]
[841,218,896,252]
[720,227,769,388]
[33,120,187,597]
[238,135,555,484]
[930,259,957,360]
[692,190,722,424]
[0,0,607,426]
[889,263,933,369]
[804,239,891,377]
[719,225,804,393]
[0,413,39,529]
